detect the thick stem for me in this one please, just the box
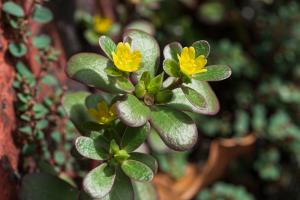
[166,78,183,90]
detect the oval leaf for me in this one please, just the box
[67,53,122,93]
[129,152,158,173]
[163,59,180,77]
[147,73,164,94]
[193,65,232,81]
[116,94,150,127]
[2,1,24,17]
[75,136,108,160]
[99,36,116,60]
[100,168,134,200]
[83,163,116,199]
[181,86,206,108]
[32,5,53,23]
[63,92,93,135]
[192,40,210,58]
[8,42,27,57]
[116,78,135,93]
[150,106,198,151]
[124,30,160,78]
[148,128,170,152]
[121,160,154,182]
[133,181,159,200]
[166,78,220,115]
[121,123,150,152]
[163,42,182,61]
[20,173,78,200]
[126,20,155,35]
[32,35,51,49]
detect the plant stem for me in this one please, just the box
[166,78,183,90]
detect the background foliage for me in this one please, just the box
[2,0,300,199]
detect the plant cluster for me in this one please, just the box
[63,29,231,198]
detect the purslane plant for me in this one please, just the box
[64,29,231,199]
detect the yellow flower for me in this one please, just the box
[93,16,112,33]
[88,101,117,125]
[177,47,207,76]
[112,42,142,72]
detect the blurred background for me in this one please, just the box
[2,0,300,199]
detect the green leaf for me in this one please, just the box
[155,89,173,104]
[129,152,158,173]
[163,42,182,61]
[124,30,160,78]
[32,5,53,23]
[20,173,79,200]
[148,128,170,152]
[140,71,151,86]
[135,81,146,98]
[104,65,122,77]
[2,1,24,17]
[121,160,154,182]
[109,139,120,155]
[84,29,99,45]
[150,106,198,151]
[114,150,130,163]
[116,94,150,127]
[85,94,107,109]
[19,126,32,134]
[133,181,158,200]
[36,119,48,130]
[192,40,210,58]
[121,123,150,152]
[101,168,134,200]
[8,18,19,28]
[83,163,116,199]
[33,104,48,116]
[147,73,164,94]
[41,75,58,86]
[99,36,116,60]
[163,59,180,77]
[67,53,122,93]
[116,78,135,93]
[16,61,33,79]
[54,151,65,165]
[193,65,232,81]
[8,42,27,57]
[37,161,57,176]
[78,191,93,200]
[182,86,206,108]
[126,20,155,36]
[75,136,109,160]
[63,92,93,135]
[166,78,220,115]
[32,35,51,49]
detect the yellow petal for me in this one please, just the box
[97,101,109,115]
[188,47,195,58]
[109,103,117,116]
[125,42,131,50]
[112,42,141,72]
[194,68,207,74]
[195,55,207,68]
[88,108,98,119]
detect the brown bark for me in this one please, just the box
[0,0,68,198]
[0,18,19,200]
[153,134,256,200]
